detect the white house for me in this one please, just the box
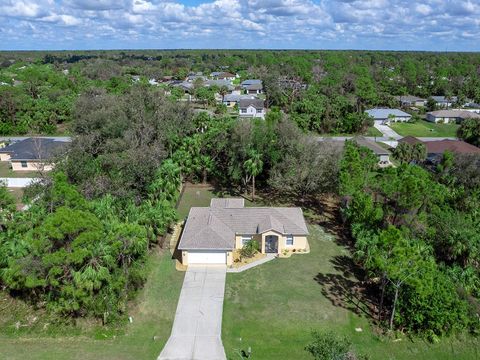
[239,98,265,119]
[365,108,411,124]
[426,110,480,123]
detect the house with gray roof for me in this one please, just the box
[178,198,309,265]
[0,137,69,172]
[239,98,265,119]
[241,79,263,94]
[365,108,411,124]
[394,95,427,107]
[222,94,257,107]
[430,96,458,108]
[426,110,480,123]
[353,136,392,166]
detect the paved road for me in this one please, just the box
[0,136,72,142]
[0,178,40,188]
[158,265,227,360]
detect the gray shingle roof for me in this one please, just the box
[178,198,309,250]
[354,136,391,155]
[428,110,480,119]
[241,79,262,86]
[0,138,69,161]
[239,98,264,110]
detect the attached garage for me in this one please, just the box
[187,251,227,265]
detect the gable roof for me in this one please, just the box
[353,136,391,155]
[241,79,262,86]
[365,108,411,119]
[0,138,69,161]
[426,140,480,155]
[239,98,264,110]
[178,198,309,250]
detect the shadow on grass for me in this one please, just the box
[314,255,378,320]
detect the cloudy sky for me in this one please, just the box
[0,0,479,51]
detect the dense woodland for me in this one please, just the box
[0,51,479,343]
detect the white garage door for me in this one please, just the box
[188,251,226,264]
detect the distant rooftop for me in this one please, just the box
[0,138,69,161]
[365,108,411,119]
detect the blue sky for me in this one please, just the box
[0,0,479,51]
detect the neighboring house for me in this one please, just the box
[431,96,458,108]
[425,110,480,123]
[178,198,309,265]
[171,80,194,93]
[222,94,256,107]
[394,95,427,107]
[241,79,263,94]
[239,98,265,119]
[398,136,423,146]
[210,72,236,82]
[0,138,69,171]
[186,72,206,83]
[353,136,391,165]
[365,108,411,124]
[425,139,480,162]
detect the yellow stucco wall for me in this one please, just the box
[11,161,53,172]
[236,231,308,254]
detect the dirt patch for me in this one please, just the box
[232,251,266,268]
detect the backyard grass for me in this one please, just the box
[390,120,459,137]
[0,249,184,360]
[365,126,383,137]
[222,224,480,360]
[0,162,39,178]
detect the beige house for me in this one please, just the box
[0,138,68,172]
[178,198,309,266]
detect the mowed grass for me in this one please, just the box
[0,249,184,360]
[390,120,459,137]
[222,225,480,360]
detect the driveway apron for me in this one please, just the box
[158,265,227,360]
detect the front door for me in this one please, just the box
[265,235,278,253]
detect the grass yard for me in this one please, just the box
[0,249,184,360]
[0,162,39,178]
[222,224,480,360]
[365,126,383,137]
[390,120,459,137]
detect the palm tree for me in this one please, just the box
[243,150,263,199]
[219,85,228,103]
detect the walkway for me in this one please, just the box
[227,254,276,273]
[158,265,227,360]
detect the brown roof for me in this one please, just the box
[398,136,423,145]
[426,140,480,155]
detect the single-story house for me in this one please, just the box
[365,108,411,124]
[0,138,69,171]
[186,72,206,83]
[398,136,423,146]
[210,72,236,82]
[241,79,263,94]
[425,110,480,123]
[178,198,309,265]
[431,96,458,108]
[353,136,391,165]
[394,95,427,107]
[171,81,194,93]
[239,98,265,119]
[222,94,257,107]
[425,139,480,162]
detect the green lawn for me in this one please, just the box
[0,250,184,360]
[365,126,383,137]
[222,224,480,360]
[390,120,459,137]
[0,162,39,178]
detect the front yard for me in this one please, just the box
[222,224,480,360]
[390,120,459,137]
[0,162,39,178]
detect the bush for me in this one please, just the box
[240,239,259,259]
[305,330,367,360]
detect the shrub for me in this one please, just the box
[240,239,259,259]
[305,330,367,360]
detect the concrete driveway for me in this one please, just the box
[158,265,227,360]
[373,122,401,139]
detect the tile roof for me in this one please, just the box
[0,138,69,161]
[178,198,309,250]
[426,140,480,155]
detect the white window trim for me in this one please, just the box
[241,235,252,246]
[285,235,294,246]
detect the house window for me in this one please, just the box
[241,235,252,246]
[286,235,294,246]
[21,161,28,168]
[241,109,247,113]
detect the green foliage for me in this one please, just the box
[457,118,480,147]
[305,330,366,360]
[239,239,260,259]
